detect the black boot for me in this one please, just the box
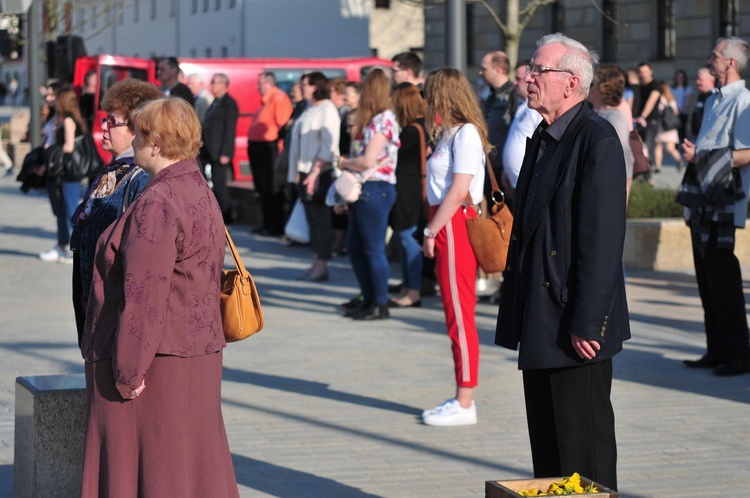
[351,304,390,320]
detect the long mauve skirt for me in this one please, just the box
[81,351,239,498]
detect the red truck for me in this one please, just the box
[71,54,390,181]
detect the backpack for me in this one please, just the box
[660,103,680,131]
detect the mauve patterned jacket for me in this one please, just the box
[81,159,226,387]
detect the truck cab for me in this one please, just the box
[72,54,389,182]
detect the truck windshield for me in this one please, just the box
[269,68,346,97]
[100,66,149,96]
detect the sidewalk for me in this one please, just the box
[0,173,748,497]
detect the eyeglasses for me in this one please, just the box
[101,116,128,128]
[525,64,573,77]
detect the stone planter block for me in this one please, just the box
[624,218,750,271]
[14,375,86,498]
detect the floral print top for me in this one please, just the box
[354,109,400,184]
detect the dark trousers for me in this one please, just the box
[691,224,750,362]
[640,119,658,174]
[248,141,285,234]
[523,360,617,491]
[210,160,232,225]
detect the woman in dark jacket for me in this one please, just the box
[389,83,427,308]
[70,78,163,345]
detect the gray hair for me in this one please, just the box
[538,33,598,97]
[187,73,204,84]
[718,36,750,75]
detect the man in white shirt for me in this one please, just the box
[502,60,543,194]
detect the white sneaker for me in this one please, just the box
[39,246,73,264]
[422,398,477,426]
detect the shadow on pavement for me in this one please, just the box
[232,454,383,497]
[223,397,526,476]
[0,224,56,240]
[223,367,421,416]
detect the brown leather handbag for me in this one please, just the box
[465,156,513,274]
[220,228,264,342]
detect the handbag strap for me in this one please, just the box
[412,121,428,203]
[449,124,504,208]
[225,228,249,279]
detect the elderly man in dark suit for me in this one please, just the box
[201,73,239,224]
[495,33,630,491]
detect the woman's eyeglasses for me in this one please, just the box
[101,116,128,128]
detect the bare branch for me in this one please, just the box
[474,0,508,35]
[519,0,556,17]
[519,0,556,32]
[588,0,629,27]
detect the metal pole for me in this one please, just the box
[446,0,466,73]
[28,0,41,148]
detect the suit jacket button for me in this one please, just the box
[511,235,517,241]
[506,265,511,271]
[549,250,557,257]
[542,281,550,288]
[601,331,605,337]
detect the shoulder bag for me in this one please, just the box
[464,152,513,274]
[629,129,650,177]
[333,166,378,203]
[221,228,264,342]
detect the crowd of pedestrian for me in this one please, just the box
[12,32,750,496]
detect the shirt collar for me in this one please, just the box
[718,79,746,98]
[542,102,584,142]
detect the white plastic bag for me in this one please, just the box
[284,199,310,244]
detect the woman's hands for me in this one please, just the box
[116,379,145,400]
[422,236,436,259]
[303,160,327,197]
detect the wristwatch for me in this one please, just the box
[423,227,438,239]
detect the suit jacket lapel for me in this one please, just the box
[520,105,592,250]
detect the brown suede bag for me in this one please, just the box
[221,228,264,342]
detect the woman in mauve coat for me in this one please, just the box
[80,97,239,497]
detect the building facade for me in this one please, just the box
[425,0,750,86]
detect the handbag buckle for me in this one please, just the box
[491,190,505,205]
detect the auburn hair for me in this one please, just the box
[392,82,425,128]
[423,67,491,154]
[131,97,202,160]
[56,87,88,134]
[355,68,392,135]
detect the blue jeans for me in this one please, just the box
[347,181,396,306]
[48,179,81,247]
[397,226,423,291]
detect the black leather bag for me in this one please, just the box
[64,134,104,180]
[660,105,680,131]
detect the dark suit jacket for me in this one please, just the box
[201,93,239,163]
[169,82,195,107]
[495,104,630,370]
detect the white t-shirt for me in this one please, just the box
[426,124,485,206]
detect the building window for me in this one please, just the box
[191,48,197,57]
[91,7,97,29]
[375,0,390,8]
[170,0,176,17]
[134,0,139,23]
[221,46,228,57]
[719,0,739,37]
[206,47,212,57]
[229,0,236,7]
[551,0,565,33]
[215,0,221,10]
[151,0,156,19]
[203,0,209,12]
[192,0,198,14]
[657,0,676,59]
[601,0,616,62]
